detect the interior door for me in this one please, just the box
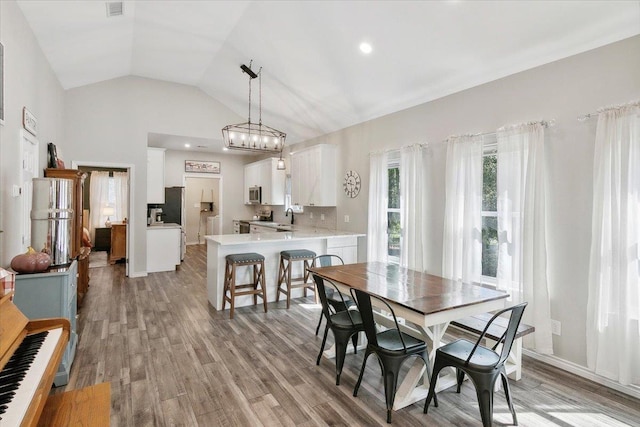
[21,130,39,251]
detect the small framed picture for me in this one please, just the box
[185,160,220,174]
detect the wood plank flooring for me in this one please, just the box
[60,244,640,426]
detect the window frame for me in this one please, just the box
[481,137,498,286]
[387,156,400,265]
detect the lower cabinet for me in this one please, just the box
[14,261,78,387]
[147,227,181,273]
[326,236,358,264]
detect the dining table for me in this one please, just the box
[308,261,509,410]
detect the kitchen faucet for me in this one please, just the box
[285,208,295,225]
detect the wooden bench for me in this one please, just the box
[37,382,111,426]
[450,312,535,381]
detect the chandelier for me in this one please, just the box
[222,61,286,168]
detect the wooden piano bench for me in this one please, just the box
[37,382,111,426]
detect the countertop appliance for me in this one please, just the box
[249,186,261,204]
[31,178,74,266]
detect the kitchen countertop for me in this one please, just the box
[147,222,182,229]
[206,229,364,246]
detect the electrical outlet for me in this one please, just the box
[550,319,561,336]
[344,215,350,223]
[321,214,325,221]
[309,212,313,219]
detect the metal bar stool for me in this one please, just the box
[223,252,267,319]
[276,249,316,308]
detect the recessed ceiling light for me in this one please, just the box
[359,42,373,54]
[106,2,124,17]
[184,143,191,148]
[223,147,229,151]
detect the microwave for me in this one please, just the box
[249,186,261,204]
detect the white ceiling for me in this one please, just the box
[17,1,640,153]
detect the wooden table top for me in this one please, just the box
[308,262,508,316]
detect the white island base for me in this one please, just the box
[206,231,363,312]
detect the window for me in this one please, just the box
[482,140,498,280]
[387,162,400,264]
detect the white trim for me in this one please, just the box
[523,349,640,400]
[71,160,135,277]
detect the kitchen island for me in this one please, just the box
[206,229,365,311]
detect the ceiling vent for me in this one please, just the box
[106,2,124,17]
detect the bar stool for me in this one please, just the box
[223,252,267,319]
[276,249,316,308]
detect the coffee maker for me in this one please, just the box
[149,208,163,225]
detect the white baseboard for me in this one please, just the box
[523,349,640,400]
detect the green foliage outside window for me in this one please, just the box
[482,155,498,277]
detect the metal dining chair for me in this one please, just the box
[423,302,527,427]
[350,288,437,424]
[312,274,364,386]
[313,255,354,335]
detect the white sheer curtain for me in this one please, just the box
[400,144,429,271]
[587,102,640,386]
[89,171,110,235]
[442,135,483,282]
[368,151,389,262]
[496,122,553,355]
[113,172,128,222]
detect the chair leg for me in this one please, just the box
[285,259,292,309]
[258,261,267,313]
[353,350,372,397]
[276,257,284,303]
[316,323,329,366]
[351,332,358,354]
[473,371,500,427]
[420,352,438,407]
[383,365,400,423]
[315,312,323,336]
[222,262,230,311]
[229,264,236,320]
[424,358,445,413]
[500,369,518,426]
[456,368,465,393]
[333,330,352,386]
[253,264,258,305]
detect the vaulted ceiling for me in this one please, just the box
[17,1,640,152]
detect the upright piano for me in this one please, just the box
[0,291,69,426]
[1,291,111,427]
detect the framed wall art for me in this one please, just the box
[185,160,220,174]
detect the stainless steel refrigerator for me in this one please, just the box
[162,187,186,260]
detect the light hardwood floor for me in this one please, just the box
[60,245,640,426]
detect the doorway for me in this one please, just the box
[184,175,222,244]
[73,161,132,276]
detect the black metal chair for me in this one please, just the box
[350,288,437,424]
[423,303,527,427]
[312,274,364,386]
[313,255,355,335]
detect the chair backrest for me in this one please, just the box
[350,288,410,351]
[312,274,358,327]
[466,302,528,367]
[314,254,344,267]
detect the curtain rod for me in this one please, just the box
[369,142,428,156]
[444,119,555,142]
[578,100,640,121]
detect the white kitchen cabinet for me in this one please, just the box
[250,224,275,234]
[147,147,166,204]
[290,144,336,207]
[147,226,181,272]
[326,236,358,264]
[244,158,285,205]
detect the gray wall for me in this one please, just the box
[287,35,640,371]
[0,1,65,266]
[63,76,245,277]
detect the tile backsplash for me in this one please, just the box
[257,206,337,230]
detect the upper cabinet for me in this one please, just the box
[147,148,166,204]
[244,158,286,205]
[291,144,336,207]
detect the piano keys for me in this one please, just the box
[0,291,69,427]
[0,328,63,425]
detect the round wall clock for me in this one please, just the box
[343,170,361,198]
